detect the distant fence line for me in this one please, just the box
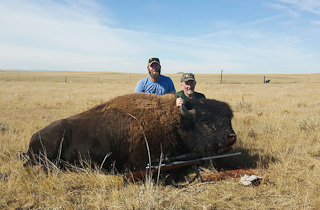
[1,76,109,83]
[0,71,317,84]
[0,74,138,84]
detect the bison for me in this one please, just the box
[25,93,237,173]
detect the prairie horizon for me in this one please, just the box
[1,70,319,85]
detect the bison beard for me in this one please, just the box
[24,93,237,174]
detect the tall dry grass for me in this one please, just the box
[0,71,320,209]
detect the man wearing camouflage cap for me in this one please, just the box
[135,57,176,95]
[175,73,205,106]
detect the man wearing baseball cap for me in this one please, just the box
[175,73,205,106]
[135,57,176,95]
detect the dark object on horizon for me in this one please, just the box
[263,76,270,83]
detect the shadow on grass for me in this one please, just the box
[217,147,276,171]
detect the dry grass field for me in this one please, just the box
[1,70,320,209]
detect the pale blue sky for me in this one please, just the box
[0,0,319,74]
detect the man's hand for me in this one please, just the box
[176,97,184,107]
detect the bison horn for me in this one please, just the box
[179,104,196,119]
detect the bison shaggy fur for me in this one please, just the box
[25,93,237,173]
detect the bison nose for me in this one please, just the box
[228,134,237,145]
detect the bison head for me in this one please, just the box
[179,98,237,157]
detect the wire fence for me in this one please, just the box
[0,70,318,84]
[0,71,145,84]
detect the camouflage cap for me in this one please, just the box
[148,57,160,67]
[181,73,195,82]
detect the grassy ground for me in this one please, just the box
[0,71,320,209]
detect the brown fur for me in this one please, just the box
[25,93,236,172]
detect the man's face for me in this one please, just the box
[148,63,161,80]
[181,80,196,95]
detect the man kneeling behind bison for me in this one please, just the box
[24,93,237,181]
